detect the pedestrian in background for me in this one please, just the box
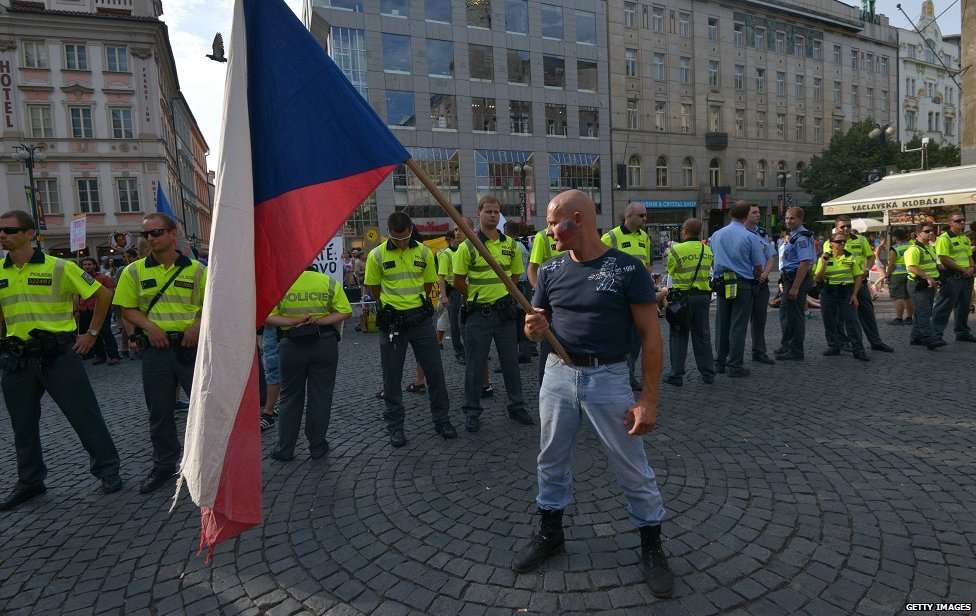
[77,256,122,365]
[885,228,914,325]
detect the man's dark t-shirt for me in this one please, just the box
[533,248,655,357]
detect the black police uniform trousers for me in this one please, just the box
[1,351,120,490]
[78,309,121,360]
[379,317,451,432]
[463,306,525,418]
[839,283,883,347]
[820,285,864,352]
[750,281,771,359]
[273,332,339,459]
[714,282,754,372]
[142,344,195,472]
[668,292,716,380]
[446,286,465,359]
[778,271,810,357]
[932,274,974,340]
[910,285,939,345]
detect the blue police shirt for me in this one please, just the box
[710,221,765,280]
[782,225,816,273]
[750,226,775,262]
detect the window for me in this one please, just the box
[506,0,528,34]
[754,27,765,49]
[709,61,720,87]
[813,78,822,101]
[577,60,597,92]
[906,77,916,96]
[833,44,841,64]
[427,40,454,77]
[679,57,690,83]
[579,107,598,138]
[77,178,100,213]
[708,159,721,187]
[681,158,694,187]
[905,110,916,131]
[576,10,596,45]
[776,113,785,139]
[624,2,636,28]
[425,0,451,23]
[776,72,785,97]
[794,115,805,141]
[471,97,496,132]
[795,75,804,98]
[795,162,805,186]
[880,56,888,76]
[793,35,804,56]
[627,155,641,188]
[330,28,368,98]
[756,160,767,188]
[386,91,416,127]
[907,44,917,60]
[507,49,530,85]
[833,118,843,134]
[116,178,140,213]
[735,160,746,188]
[23,40,48,68]
[64,43,88,70]
[466,1,490,28]
[323,0,363,10]
[680,103,691,133]
[469,44,493,81]
[651,6,664,32]
[36,178,60,215]
[541,5,563,39]
[925,41,935,64]
[850,48,858,69]
[110,107,133,138]
[734,23,745,46]
[655,156,668,187]
[105,46,128,72]
[544,103,566,136]
[27,105,53,138]
[756,111,766,138]
[430,94,457,129]
[734,65,744,91]
[865,52,874,71]
[70,106,93,138]
[543,56,565,88]
[709,105,722,131]
[383,33,411,74]
[880,90,888,113]
[833,81,841,103]
[548,153,600,210]
[381,0,408,17]
[708,17,719,41]
[627,99,639,130]
[813,117,822,142]
[851,85,858,107]
[813,40,822,60]
[678,12,690,37]
[625,49,637,77]
[927,111,934,132]
[756,68,766,93]
[654,101,666,131]
[775,31,785,53]
[945,116,954,136]
[734,109,744,136]
[866,87,874,110]
[398,152,460,218]
[510,100,532,134]
[653,53,665,80]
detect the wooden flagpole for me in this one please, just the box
[406,158,572,364]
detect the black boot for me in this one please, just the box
[640,524,674,598]
[512,509,564,573]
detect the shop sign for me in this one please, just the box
[636,200,698,210]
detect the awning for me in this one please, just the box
[822,164,976,216]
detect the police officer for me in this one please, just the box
[814,232,869,361]
[114,213,207,494]
[932,211,975,343]
[265,266,352,460]
[904,223,945,350]
[663,218,715,386]
[710,202,766,378]
[0,210,122,510]
[504,220,533,363]
[885,228,915,325]
[828,215,895,353]
[776,207,816,361]
[601,202,653,390]
[437,230,465,363]
[745,204,776,364]
[365,212,456,447]
[453,195,531,433]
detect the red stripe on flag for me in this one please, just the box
[199,354,262,561]
[253,165,397,323]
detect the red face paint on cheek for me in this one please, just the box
[554,219,576,242]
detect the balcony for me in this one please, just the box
[705,132,728,150]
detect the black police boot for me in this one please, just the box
[138,467,176,495]
[0,484,46,511]
[639,524,675,598]
[512,509,564,573]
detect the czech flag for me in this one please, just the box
[717,190,729,210]
[179,0,409,558]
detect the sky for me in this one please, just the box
[161,0,963,172]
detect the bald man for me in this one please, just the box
[515,190,674,598]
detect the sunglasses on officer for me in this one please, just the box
[951,218,965,224]
[0,227,28,235]
[139,228,172,238]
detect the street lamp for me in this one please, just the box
[867,123,896,180]
[514,162,533,224]
[11,144,47,248]
[777,171,792,218]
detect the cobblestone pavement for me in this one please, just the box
[1,297,975,615]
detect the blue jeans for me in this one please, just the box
[536,355,666,527]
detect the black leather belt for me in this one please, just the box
[671,288,712,296]
[555,353,628,367]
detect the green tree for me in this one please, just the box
[897,135,961,170]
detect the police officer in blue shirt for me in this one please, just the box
[710,202,766,378]
[776,207,816,360]
[746,203,777,365]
